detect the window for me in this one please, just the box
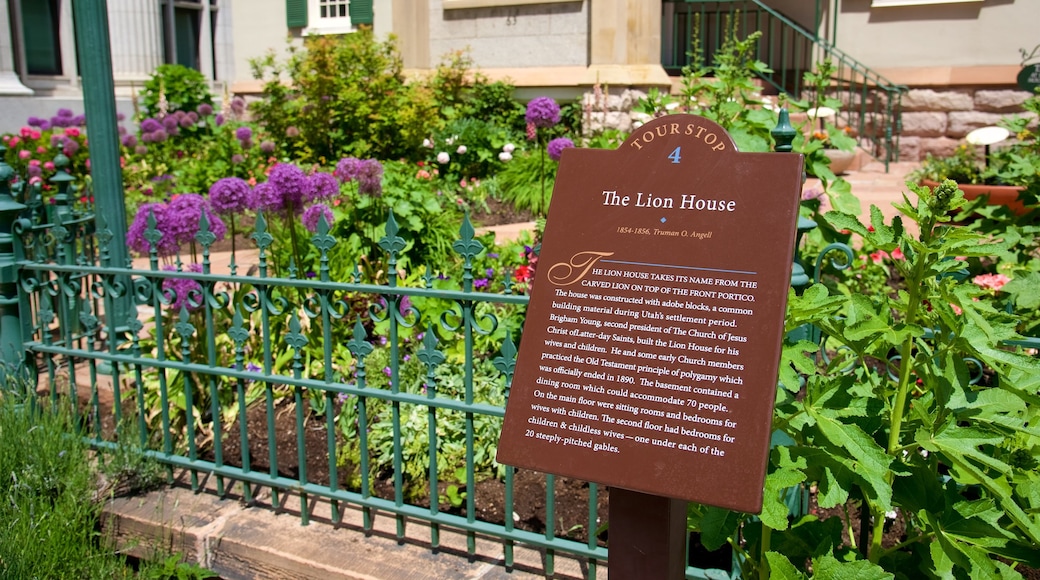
[21,0,63,75]
[286,0,372,33]
[160,0,218,78]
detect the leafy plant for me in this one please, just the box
[691,179,1040,578]
[638,16,778,153]
[138,64,214,119]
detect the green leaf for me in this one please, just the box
[823,211,869,238]
[698,506,741,551]
[761,462,807,530]
[827,179,861,215]
[810,412,893,510]
[812,554,893,580]
[892,464,943,514]
[764,552,805,579]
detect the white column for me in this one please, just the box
[0,0,33,94]
[198,0,214,80]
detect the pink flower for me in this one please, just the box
[8,137,19,147]
[972,273,1010,291]
[64,127,80,137]
[869,250,889,265]
[950,303,963,315]
[18,150,30,159]
[36,146,46,154]
[43,161,55,171]
[437,152,450,164]
[890,247,904,260]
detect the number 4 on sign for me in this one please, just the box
[668,147,681,164]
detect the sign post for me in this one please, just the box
[497,114,804,575]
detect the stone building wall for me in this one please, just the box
[898,89,1036,162]
[579,85,1037,163]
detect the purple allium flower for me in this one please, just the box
[38,120,51,131]
[302,203,334,233]
[198,103,213,116]
[231,154,245,165]
[140,118,162,133]
[334,157,363,183]
[162,263,203,312]
[134,145,148,156]
[285,126,300,138]
[215,114,225,126]
[235,126,252,142]
[525,97,560,129]
[230,97,246,116]
[122,134,138,148]
[179,114,195,129]
[267,163,308,212]
[306,172,339,202]
[547,137,574,161]
[117,112,126,121]
[357,159,383,196]
[56,108,74,118]
[118,125,127,135]
[26,116,43,127]
[249,182,280,213]
[127,202,177,256]
[151,129,169,143]
[72,115,86,127]
[162,116,179,132]
[166,193,227,246]
[187,111,199,123]
[208,177,252,215]
[27,163,42,179]
[335,158,383,196]
[63,142,79,157]
[259,140,276,154]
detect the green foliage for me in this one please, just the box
[139,64,214,119]
[494,149,558,216]
[0,394,206,578]
[637,17,778,153]
[250,31,433,163]
[691,180,1040,578]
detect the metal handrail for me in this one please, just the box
[662,0,908,169]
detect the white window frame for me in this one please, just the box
[304,0,354,35]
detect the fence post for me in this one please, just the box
[71,0,132,337]
[0,150,27,372]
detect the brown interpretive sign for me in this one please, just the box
[496,114,803,513]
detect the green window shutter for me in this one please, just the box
[286,0,308,28]
[349,0,373,25]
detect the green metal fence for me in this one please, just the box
[2,147,759,578]
[662,0,907,170]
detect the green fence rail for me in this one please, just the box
[662,0,907,170]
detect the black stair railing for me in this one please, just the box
[662,0,907,169]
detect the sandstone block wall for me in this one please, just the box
[898,88,1035,162]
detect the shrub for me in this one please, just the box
[138,64,214,120]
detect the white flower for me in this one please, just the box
[422,138,433,148]
[445,135,456,145]
[502,143,515,153]
[498,151,512,162]
[437,152,450,164]
[456,145,467,155]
